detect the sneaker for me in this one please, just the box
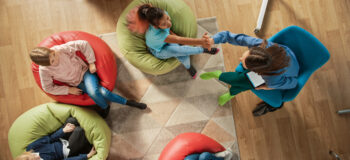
[90,104,110,119]
[187,65,197,79]
[203,48,220,55]
[102,105,110,118]
[252,101,283,116]
[215,149,233,160]
[126,100,147,109]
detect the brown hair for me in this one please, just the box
[15,151,35,160]
[245,40,290,75]
[30,47,52,66]
[137,4,164,27]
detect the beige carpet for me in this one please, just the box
[99,17,240,160]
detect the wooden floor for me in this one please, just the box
[1,0,349,159]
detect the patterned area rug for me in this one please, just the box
[99,17,240,160]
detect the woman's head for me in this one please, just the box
[240,41,290,75]
[138,4,171,29]
[30,47,59,66]
[15,151,40,160]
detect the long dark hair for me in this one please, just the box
[245,40,290,76]
[137,4,164,27]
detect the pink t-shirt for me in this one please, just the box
[39,40,96,95]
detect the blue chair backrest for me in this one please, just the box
[268,26,330,102]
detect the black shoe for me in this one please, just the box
[99,105,110,119]
[187,65,197,79]
[126,100,147,109]
[203,48,220,55]
[252,101,283,116]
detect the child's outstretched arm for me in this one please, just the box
[164,33,211,49]
[211,31,264,48]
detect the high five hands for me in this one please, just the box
[201,32,214,50]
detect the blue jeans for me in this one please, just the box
[185,152,224,160]
[150,43,204,69]
[78,72,127,109]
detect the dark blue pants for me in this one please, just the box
[185,152,224,160]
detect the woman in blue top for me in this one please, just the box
[138,4,220,78]
[201,31,299,116]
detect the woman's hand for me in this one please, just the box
[255,85,273,90]
[208,38,214,46]
[68,87,82,95]
[87,147,97,158]
[89,63,97,73]
[63,123,76,133]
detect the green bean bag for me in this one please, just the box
[8,103,111,160]
[116,0,198,75]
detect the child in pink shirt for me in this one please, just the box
[30,40,147,117]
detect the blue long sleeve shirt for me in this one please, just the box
[212,31,299,89]
[26,128,88,160]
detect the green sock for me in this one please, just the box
[200,70,222,80]
[218,92,235,106]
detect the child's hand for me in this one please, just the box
[87,147,97,158]
[63,123,76,133]
[202,32,215,46]
[208,38,214,46]
[89,63,97,73]
[201,33,212,50]
[69,87,82,95]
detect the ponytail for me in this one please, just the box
[137,4,164,26]
[245,40,290,76]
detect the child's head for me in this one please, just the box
[30,47,59,66]
[138,4,171,29]
[15,151,40,160]
[240,40,290,75]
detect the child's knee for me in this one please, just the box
[85,86,100,98]
[99,87,109,97]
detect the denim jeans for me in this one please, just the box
[150,43,204,69]
[185,152,224,160]
[78,72,127,109]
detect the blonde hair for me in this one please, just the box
[15,151,36,160]
[30,47,52,66]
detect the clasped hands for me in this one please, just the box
[201,32,214,50]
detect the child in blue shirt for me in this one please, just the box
[201,31,299,116]
[138,4,220,78]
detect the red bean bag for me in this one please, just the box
[159,133,226,160]
[31,31,117,106]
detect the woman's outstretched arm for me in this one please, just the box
[211,31,264,48]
